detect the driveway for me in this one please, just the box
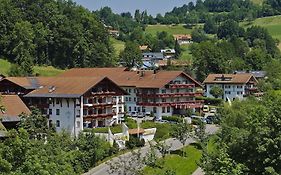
[84,124,219,175]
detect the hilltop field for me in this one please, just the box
[0,59,64,77]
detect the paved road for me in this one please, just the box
[84,124,219,175]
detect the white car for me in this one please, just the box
[210,108,217,114]
[203,105,209,112]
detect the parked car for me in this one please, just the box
[204,116,214,124]
[210,108,217,114]
[145,112,151,117]
[137,112,144,118]
[130,112,137,117]
[203,105,209,112]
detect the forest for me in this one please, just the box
[0,0,115,76]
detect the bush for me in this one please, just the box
[125,136,145,149]
[162,116,182,123]
[191,118,201,125]
[196,96,223,106]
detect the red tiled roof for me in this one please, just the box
[3,77,54,89]
[0,95,31,118]
[59,68,202,88]
[128,128,145,135]
[173,34,192,40]
[203,74,258,84]
[25,76,127,98]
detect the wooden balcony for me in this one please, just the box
[169,84,195,89]
[83,102,114,108]
[91,91,116,96]
[245,87,258,91]
[137,92,202,98]
[34,103,50,109]
[137,100,204,108]
[83,112,116,121]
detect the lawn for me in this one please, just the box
[91,119,175,141]
[33,66,64,76]
[143,144,202,175]
[241,15,281,41]
[251,0,264,5]
[0,58,64,76]
[145,24,193,36]
[0,59,12,76]
[180,44,193,61]
[110,37,125,55]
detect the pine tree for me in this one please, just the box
[174,39,181,59]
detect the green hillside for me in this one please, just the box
[145,24,193,36]
[251,0,264,5]
[252,15,281,41]
[241,15,281,41]
[110,37,125,55]
[0,59,64,77]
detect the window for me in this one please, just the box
[162,98,166,102]
[66,99,69,107]
[129,97,131,101]
[49,109,52,115]
[134,89,136,93]
[134,107,137,111]
[119,107,122,113]
[128,89,131,93]
[237,85,243,89]
[56,109,60,115]
[134,97,136,102]
[56,98,60,104]
[162,107,165,113]
[225,85,231,89]
[237,91,243,95]
[49,120,52,127]
[176,89,180,93]
[153,107,157,113]
[142,107,146,112]
[56,120,60,127]
[129,106,131,112]
[125,97,128,101]
[76,121,80,128]
[225,91,231,95]
[167,106,170,113]
[161,89,166,94]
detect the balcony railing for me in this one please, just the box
[83,102,114,108]
[91,91,116,96]
[137,92,202,98]
[169,84,195,89]
[245,87,258,91]
[83,113,116,120]
[137,100,204,107]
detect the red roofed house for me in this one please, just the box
[0,95,31,129]
[203,73,258,101]
[60,68,203,119]
[25,76,127,136]
[173,34,192,45]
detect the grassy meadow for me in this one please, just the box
[110,37,125,55]
[145,24,193,36]
[241,15,281,42]
[143,144,202,175]
[0,58,64,77]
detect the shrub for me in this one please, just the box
[162,116,182,123]
[196,96,223,105]
[125,136,144,149]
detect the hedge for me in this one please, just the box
[196,96,223,105]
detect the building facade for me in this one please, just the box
[203,74,258,101]
[24,77,127,136]
[60,68,203,119]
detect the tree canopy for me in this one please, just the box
[201,93,281,174]
[0,0,115,73]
